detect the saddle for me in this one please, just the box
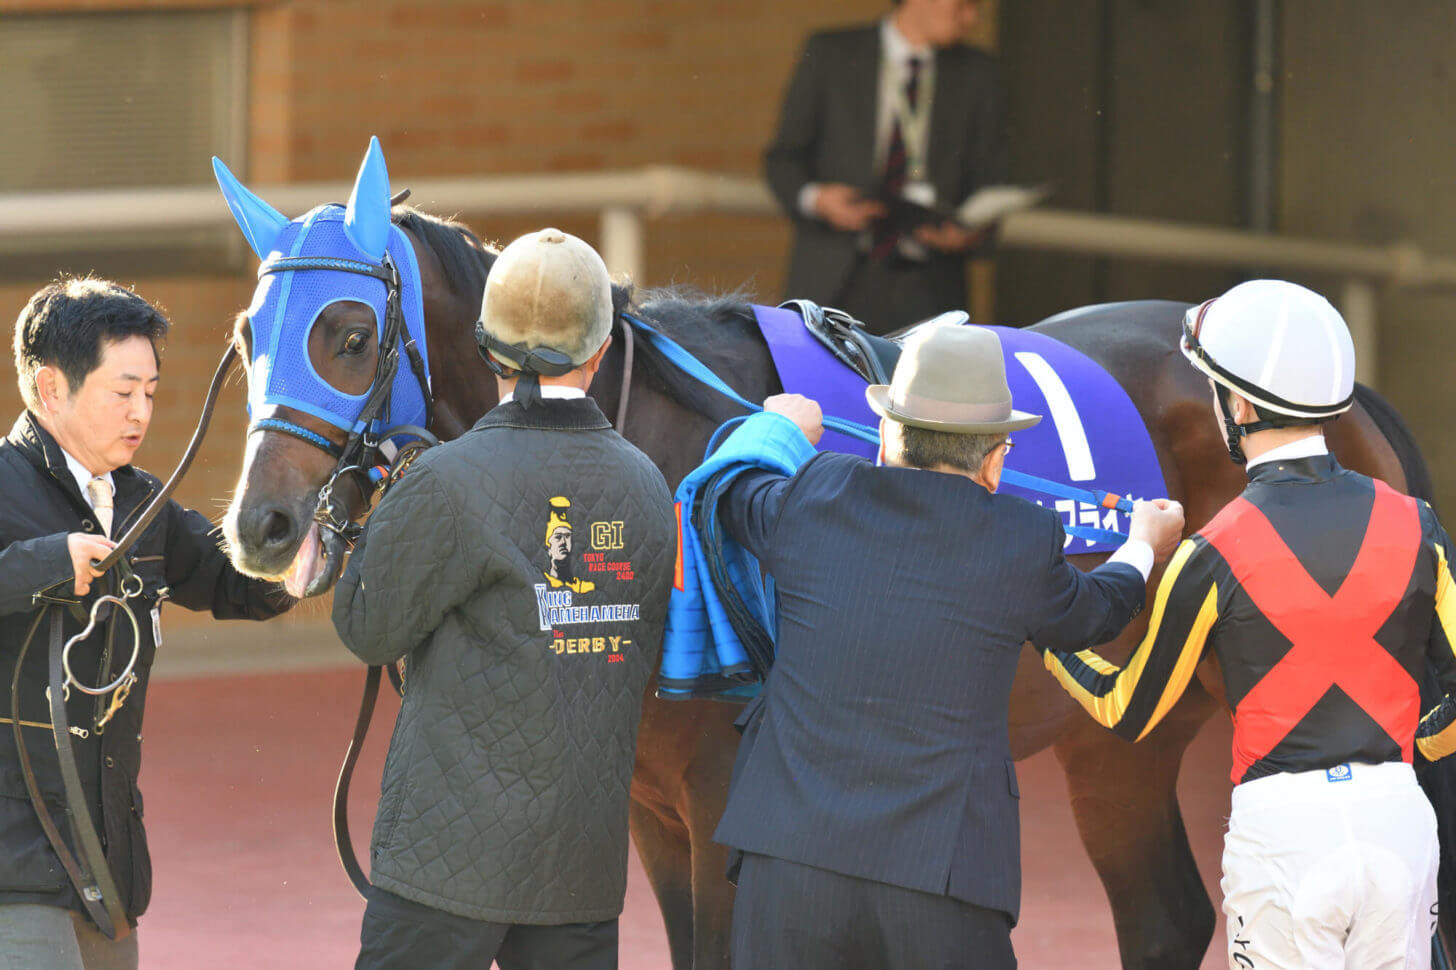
[778,299,902,385]
[777,300,973,387]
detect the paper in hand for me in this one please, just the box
[954,183,1054,229]
[879,182,1053,234]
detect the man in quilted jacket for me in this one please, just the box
[333,228,675,970]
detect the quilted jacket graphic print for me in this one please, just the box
[333,398,674,923]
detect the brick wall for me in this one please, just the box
[6,1,1004,628]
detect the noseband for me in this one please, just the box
[251,252,435,543]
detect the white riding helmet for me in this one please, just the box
[476,228,613,374]
[1181,279,1356,419]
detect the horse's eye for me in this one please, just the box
[342,331,370,355]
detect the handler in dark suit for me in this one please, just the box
[709,325,1185,969]
[764,0,1007,334]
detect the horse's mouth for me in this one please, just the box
[281,522,327,599]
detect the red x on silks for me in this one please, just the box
[1203,481,1423,783]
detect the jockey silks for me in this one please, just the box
[1044,453,1456,783]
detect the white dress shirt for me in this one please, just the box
[61,448,115,536]
[61,449,114,507]
[498,385,587,406]
[1244,434,1328,470]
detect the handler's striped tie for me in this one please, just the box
[870,56,922,263]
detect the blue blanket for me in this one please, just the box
[659,412,815,700]
[754,306,1167,555]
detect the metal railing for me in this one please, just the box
[6,165,1456,384]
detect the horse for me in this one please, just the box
[209,155,1453,969]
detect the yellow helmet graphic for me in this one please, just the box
[545,496,573,547]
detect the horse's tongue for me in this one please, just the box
[282,523,323,599]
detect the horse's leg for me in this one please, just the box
[628,796,696,968]
[682,735,739,970]
[1053,687,1218,970]
[631,688,741,970]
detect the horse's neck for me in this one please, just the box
[422,315,499,441]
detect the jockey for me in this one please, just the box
[1042,279,1456,970]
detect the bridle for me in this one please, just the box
[250,251,436,546]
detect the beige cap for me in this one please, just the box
[478,228,612,368]
[866,324,1042,433]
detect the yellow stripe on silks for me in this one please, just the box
[1043,647,1115,727]
[1417,709,1456,761]
[1421,545,1456,760]
[1433,544,1456,662]
[1045,539,1206,732]
[1074,650,1120,677]
[1133,585,1218,742]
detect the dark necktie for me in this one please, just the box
[870,55,923,262]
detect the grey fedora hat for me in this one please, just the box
[865,325,1042,433]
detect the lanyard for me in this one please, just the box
[889,55,933,180]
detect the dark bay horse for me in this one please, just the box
[217,204,1453,968]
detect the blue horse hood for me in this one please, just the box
[244,206,431,434]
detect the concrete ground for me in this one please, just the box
[134,620,1233,968]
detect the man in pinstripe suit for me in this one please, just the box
[708,325,1183,969]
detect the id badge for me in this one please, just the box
[903,180,937,208]
[150,590,167,650]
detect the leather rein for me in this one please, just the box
[9,344,238,940]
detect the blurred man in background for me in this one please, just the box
[765,0,1006,334]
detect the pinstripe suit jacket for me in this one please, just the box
[763,24,1007,310]
[711,452,1144,922]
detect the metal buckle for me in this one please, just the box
[313,467,367,544]
[61,595,141,697]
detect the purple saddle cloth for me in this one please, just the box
[752,304,1168,555]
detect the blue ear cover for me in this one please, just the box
[211,156,289,260]
[343,136,392,261]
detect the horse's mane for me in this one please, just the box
[624,286,766,425]
[1354,382,1437,509]
[390,206,492,313]
[391,204,764,424]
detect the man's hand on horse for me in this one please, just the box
[764,393,825,447]
[1128,499,1185,564]
[814,184,886,232]
[68,533,117,596]
[914,221,986,253]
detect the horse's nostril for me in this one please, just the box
[262,509,295,548]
